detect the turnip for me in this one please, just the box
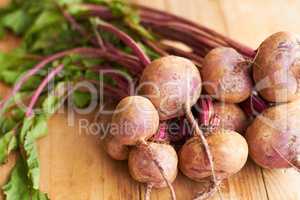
[103,134,129,161]
[128,142,178,200]
[213,102,248,133]
[201,47,253,103]
[179,129,249,199]
[246,100,300,170]
[253,31,300,103]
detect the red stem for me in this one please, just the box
[239,93,268,117]
[0,47,143,112]
[26,64,64,117]
[136,4,255,57]
[98,22,151,66]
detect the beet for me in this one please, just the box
[110,96,159,145]
[179,129,248,181]
[128,142,178,188]
[103,135,129,161]
[246,100,300,169]
[128,142,178,200]
[201,47,253,103]
[213,102,248,134]
[253,32,300,103]
[138,55,202,120]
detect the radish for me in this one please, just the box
[179,129,249,199]
[246,100,300,170]
[128,142,178,200]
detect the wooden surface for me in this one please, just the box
[1,0,300,200]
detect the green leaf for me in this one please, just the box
[3,157,31,200]
[18,114,49,189]
[30,115,48,140]
[1,70,20,84]
[42,95,59,116]
[0,130,17,164]
[3,157,49,200]
[26,10,63,36]
[0,117,16,135]
[19,116,34,144]
[23,132,40,189]
[72,90,91,108]
[1,10,33,35]
[57,0,83,5]
[42,82,68,116]
[11,107,25,121]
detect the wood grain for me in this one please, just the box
[0,0,300,200]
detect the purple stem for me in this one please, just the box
[98,22,151,66]
[61,7,87,36]
[136,4,255,58]
[26,64,64,117]
[81,4,114,20]
[198,97,214,126]
[0,48,103,110]
[89,66,129,92]
[240,93,269,117]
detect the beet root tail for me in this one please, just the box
[140,141,177,200]
[144,184,153,200]
[184,102,220,199]
[192,180,222,200]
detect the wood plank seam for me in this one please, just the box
[261,168,270,200]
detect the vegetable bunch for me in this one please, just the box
[0,0,299,200]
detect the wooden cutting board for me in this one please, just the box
[1,0,300,200]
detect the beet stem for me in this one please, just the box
[144,184,153,200]
[0,47,97,111]
[184,103,219,198]
[135,4,255,57]
[98,22,151,67]
[61,6,87,37]
[26,64,64,117]
[142,39,169,56]
[140,141,177,200]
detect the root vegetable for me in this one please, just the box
[201,47,252,103]
[179,129,248,181]
[128,142,178,188]
[253,31,300,103]
[213,102,248,133]
[138,55,202,120]
[103,135,129,161]
[110,96,159,145]
[128,142,178,200]
[139,55,219,199]
[246,100,300,169]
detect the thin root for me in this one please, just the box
[140,141,177,200]
[184,102,220,199]
[145,184,153,200]
[192,180,222,200]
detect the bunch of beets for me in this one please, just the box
[0,1,299,200]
